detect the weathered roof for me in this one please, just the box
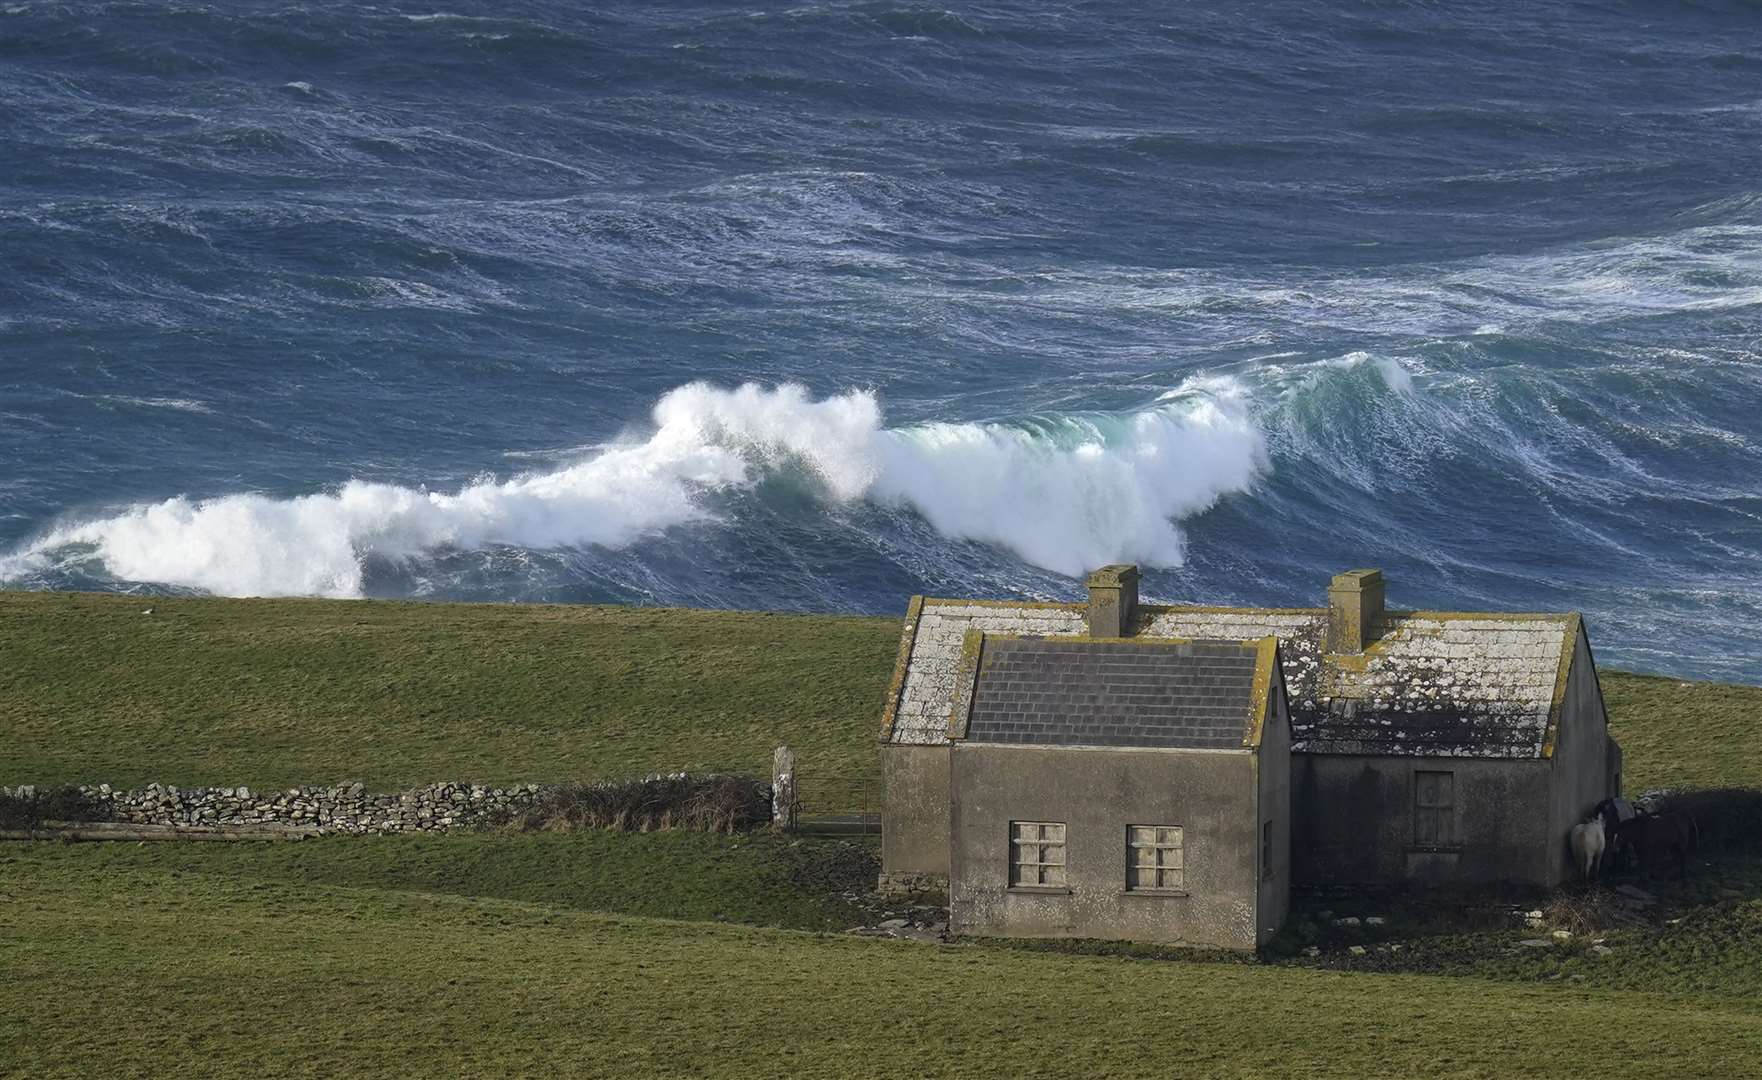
[881,599,1579,759]
[963,638,1265,750]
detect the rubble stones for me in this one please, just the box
[845,905,950,943]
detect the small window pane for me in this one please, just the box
[1126,825,1184,891]
[1010,820,1066,888]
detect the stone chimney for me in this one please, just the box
[1085,564,1140,639]
[1326,569,1385,654]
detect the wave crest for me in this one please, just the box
[1,381,1266,596]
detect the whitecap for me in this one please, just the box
[1,381,1267,596]
[99,395,213,413]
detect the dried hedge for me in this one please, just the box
[1648,788,1762,853]
[497,775,770,835]
[0,786,112,830]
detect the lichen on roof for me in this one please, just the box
[882,598,1577,759]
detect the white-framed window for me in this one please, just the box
[1126,825,1185,891]
[1414,770,1455,847]
[1009,821,1067,887]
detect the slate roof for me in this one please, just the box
[964,639,1262,750]
[881,599,1581,759]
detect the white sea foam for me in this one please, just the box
[99,395,212,413]
[0,381,1266,596]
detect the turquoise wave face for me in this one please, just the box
[1,1,1759,681]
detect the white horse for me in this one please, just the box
[1570,816,1606,881]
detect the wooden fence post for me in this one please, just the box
[772,745,796,831]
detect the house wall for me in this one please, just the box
[948,744,1262,950]
[1547,626,1616,882]
[1255,685,1292,946]
[879,743,951,890]
[1291,753,1554,886]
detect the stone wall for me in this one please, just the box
[1,781,545,834]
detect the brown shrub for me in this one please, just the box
[0,786,112,830]
[498,774,770,835]
[1541,888,1633,935]
[1649,788,1762,853]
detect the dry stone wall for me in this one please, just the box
[1,781,544,834]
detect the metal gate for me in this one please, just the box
[791,774,880,835]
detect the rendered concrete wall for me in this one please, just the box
[1255,686,1292,946]
[948,744,1263,950]
[880,743,951,886]
[1547,626,1616,881]
[1291,753,1554,885]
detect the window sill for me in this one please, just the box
[1007,885,1072,895]
[1123,889,1190,898]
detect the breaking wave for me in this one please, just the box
[0,381,1266,596]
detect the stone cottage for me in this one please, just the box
[878,565,1621,945]
[946,633,1291,950]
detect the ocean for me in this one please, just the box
[2,1,1759,681]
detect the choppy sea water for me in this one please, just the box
[2,1,1759,681]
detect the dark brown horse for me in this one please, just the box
[1611,812,1698,879]
[1594,797,1639,872]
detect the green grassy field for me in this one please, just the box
[5,591,1761,1077]
[4,842,1760,1079]
[1601,670,1762,791]
[0,591,898,789]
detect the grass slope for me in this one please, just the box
[0,591,897,789]
[0,830,877,932]
[1601,671,1762,791]
[4,847,1760,1079]
[6,592,1757,795]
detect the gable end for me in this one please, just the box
[877,595,925,743]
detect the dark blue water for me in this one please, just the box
[3,1,1760,681]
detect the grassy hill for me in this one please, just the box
[0,591,897,789]
[1600,670,1762,791]
[2,589,1756,792]
[4,590,1761,1077]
